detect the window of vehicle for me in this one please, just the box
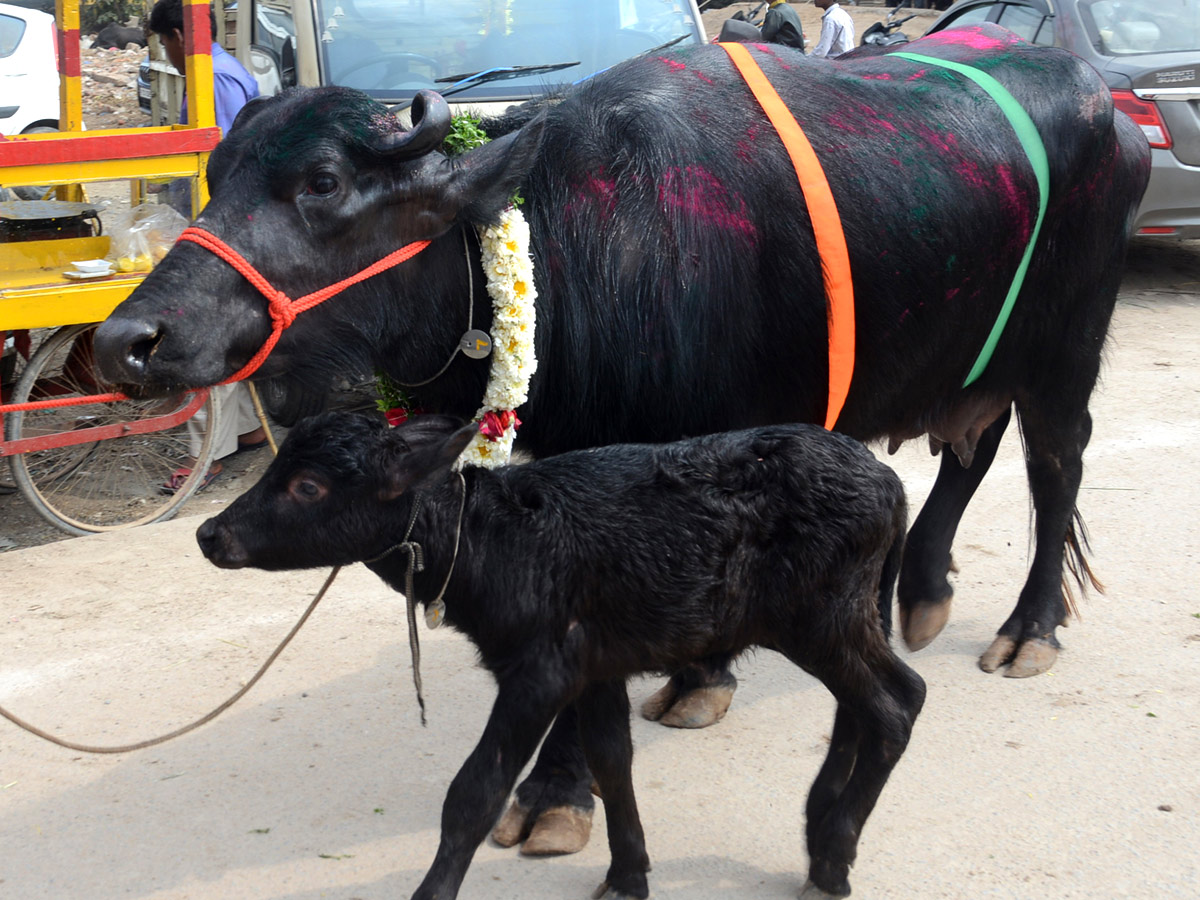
[0,13,27,58]
[936,6,996,29]
[995,5,1054,45]
[311,0,705,103]
[1081,0,1200,55]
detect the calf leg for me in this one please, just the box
[898,407,1011,650]
[577,680,651,900]
[413,667,569,900]
[979,406,1096,677]
[782,636,925,897]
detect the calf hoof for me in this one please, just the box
[591,880,648,900]
[799,878,850,899]
[657,672,737,729]
[519,804,593,856]
[978,635,1058,677]
[900,598,952,652]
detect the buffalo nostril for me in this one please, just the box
[196,518,247,568]
[93,318,163,383]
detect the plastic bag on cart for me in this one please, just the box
[106,203,188,273]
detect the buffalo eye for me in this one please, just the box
[305,171,339,197]
[288,475,328,503]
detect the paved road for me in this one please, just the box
[1,239,1198,899]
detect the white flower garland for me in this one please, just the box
[457,205,538,468]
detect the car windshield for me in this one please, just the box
[313,0,704,102]
[1081,0,1200,55]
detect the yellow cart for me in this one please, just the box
[0,0,224,535]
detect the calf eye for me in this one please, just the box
[306,172,339,196]
[289,477,327,502]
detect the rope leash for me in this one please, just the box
[364,472,468,726]
[0,566,341,754]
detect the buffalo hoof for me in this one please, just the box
[978,635,1058,677]
[491,799,531,848]
[900,598,952,651]
[520,804,593,856]
[1005,637,1058,678]
[639,679,679,722]
[642,672,737,729]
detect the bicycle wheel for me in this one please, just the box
[1,328,42,494]
[5,324,222,535]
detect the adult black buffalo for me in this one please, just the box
[95,25,1149,865]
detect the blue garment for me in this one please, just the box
[179,43,260,135]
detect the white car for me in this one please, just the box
[0,1,59,138]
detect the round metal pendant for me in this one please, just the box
[460,329,492,359]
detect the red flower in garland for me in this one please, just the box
[479,409,521,441]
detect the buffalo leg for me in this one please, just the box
[898,407,1012,650]
[491,703,596,855]
[413,670,567,900]
[790,644,926,897]
[577,680,651,900]
[980,406,1095,677]
[639,653,738,728]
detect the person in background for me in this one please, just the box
[811,0,856,58]
[761,1,806,51]
[146,0,267,493]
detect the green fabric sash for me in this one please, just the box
[892,52,1050,387]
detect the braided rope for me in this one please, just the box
[178,227,432,386]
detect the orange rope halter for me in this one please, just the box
[176,226,432,385]
[0,230,431,416]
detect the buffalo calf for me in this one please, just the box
[198,413,925,899]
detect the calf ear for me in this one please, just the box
[448,115,546,224]
[381,418,479,499]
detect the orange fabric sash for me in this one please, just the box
[718,42,854,431]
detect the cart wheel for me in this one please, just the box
[1,328,40,494]
[4,324,222,536]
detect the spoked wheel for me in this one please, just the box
[1,328,40,495]
[4,323,221,535]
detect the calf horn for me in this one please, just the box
[378,90,453,158]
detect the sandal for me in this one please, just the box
[160,466,222,495]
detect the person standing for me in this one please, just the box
[146,0,267,492]
[761,1,806,51]
[811,0,856,58]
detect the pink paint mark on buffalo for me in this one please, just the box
[565,170,619,222]
[750,43,792,69]
[863,73,893,81]
[659,166,758,242]
[920,26,1021,52]
[735,122,764,163]
[993,162,1034,245]
[911,122,962,156]
[658,57,687,71]
[695,70,714,85]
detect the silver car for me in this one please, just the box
[926,0,1200,239]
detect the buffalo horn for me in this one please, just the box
[377,90,452,158]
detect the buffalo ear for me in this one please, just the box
[381,416,478,499]
[449,114,546,224]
